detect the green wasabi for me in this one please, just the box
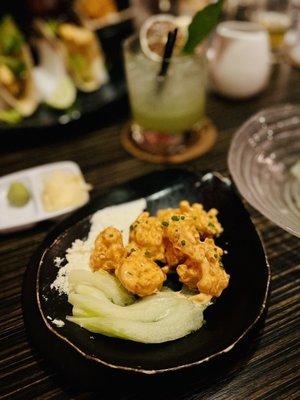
[7,181,31,207]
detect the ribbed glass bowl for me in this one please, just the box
[228,104,300,237]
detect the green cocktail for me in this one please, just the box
[123,35,207,154]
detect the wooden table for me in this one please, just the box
[1,62,299,400]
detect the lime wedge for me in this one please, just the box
[45,76,76,110]
[139,14,190,61]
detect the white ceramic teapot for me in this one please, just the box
[207,21,272,99]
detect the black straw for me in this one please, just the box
[158,28,178,78]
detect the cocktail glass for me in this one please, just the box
[123,35,207,156]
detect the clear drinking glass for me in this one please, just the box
[251,0,292,51]
[285,0,300,67]
[123,35,207,155]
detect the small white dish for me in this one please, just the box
[0,161,90,234]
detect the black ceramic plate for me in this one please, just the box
[0,78,126,134]
[22,169,270,375]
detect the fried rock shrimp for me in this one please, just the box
[177,260,201,290]
[90,227,126,272]
[129,212,165,262]
[156,207,177,222]
[178,201,223,238]
[176,238,229,297]
[160,217,202,273]
[163,237,185,269]
[116,249,166,297]
[164,217,204,262]
[158,201,223,239]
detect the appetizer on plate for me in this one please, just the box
[53,200,230,343]
[34,19,108,93]
[0,16,39,119]
[76,0,118,22]
[33,37,76,110]
[0,13,120,125]
[74,0,132,30]
[25,170,270,373]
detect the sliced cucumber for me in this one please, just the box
[67,300,205,344]
[74,284,108,301]
[72,306,91,317]
[68,269,135,306]
[68,291,181,322]
[67,268,209,343]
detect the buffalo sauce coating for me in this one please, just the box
[89,201,229,298]
[90,226,126,272]
[115,249,166,297]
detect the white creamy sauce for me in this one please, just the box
[50,198,146,295]
[87,198,146,246]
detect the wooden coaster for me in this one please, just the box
[121,118,218,164]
